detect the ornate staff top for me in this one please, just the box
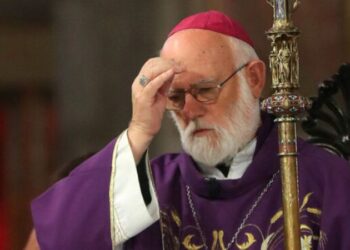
[267,0,300,31]
[262,0,310,117]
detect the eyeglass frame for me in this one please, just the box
[166,62,250,110]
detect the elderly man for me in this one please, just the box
[31,10,350,250]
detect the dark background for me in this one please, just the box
[0,0,348,249]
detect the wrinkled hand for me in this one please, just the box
[128,57,183,162]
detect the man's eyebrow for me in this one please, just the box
[191,78,216,87]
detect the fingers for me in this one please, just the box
[139,57,183,81]
[132,57,184,101]
[129,57,183,160]
[142,68,175,97]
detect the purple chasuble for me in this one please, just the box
[31,140,115,250]
[126,115,350,250]
[31,114,350,250]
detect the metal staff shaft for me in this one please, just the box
[262,0,310,249]
[277,117,301,249]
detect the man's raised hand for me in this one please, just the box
[128,58,183,163]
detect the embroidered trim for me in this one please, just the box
[145,153,165,250]
[185,171,280,249]
[109,131,128,249]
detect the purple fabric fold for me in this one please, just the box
[31,140,115,250]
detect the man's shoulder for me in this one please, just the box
[151,152,188,165]
[69,138,116,176]
[298,138,350,181]
[299,138,349,166]
[149,152,191,180]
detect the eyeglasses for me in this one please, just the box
[166,62,249,111]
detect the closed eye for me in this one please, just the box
[167,92,183,101]
[197,87,215,94]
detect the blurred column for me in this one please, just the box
[345,0,350,58]
[53,0,160,163]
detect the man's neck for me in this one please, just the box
[196,138,257,180]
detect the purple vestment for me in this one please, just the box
[32,115,350,249]
[126,116,350,249]
[31,140,115,250]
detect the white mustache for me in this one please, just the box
[183,120,215,137]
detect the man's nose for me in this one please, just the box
[181,93,206,120]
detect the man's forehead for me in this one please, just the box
[163,29,231,50]
[161,30,235,65]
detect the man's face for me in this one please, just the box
[161,30,261,165]
[161,30,240,133]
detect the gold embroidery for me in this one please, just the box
[312,235,319,240]
[182,235,204,250]
[211,230,226,250]
[300,224,312,232]
[211,231,218,250]
[109,131,128,248]
[300,192,313,211]
[160,210,180,249]
[261,234,275,250]
[301,235,312,250]
[235,233,257,250]
[306,207,322,216]
[171,210,181,227]
[270,210,283,224]
[218,231,226,250]
[162,192,326,250]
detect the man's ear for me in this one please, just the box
[245,60,266,98]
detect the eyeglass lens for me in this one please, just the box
[166,87,220,110]
[166,62,248,111]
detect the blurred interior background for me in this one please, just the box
[0,0,349,249]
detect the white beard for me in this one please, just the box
[171,76,261,167]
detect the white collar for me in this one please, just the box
[197,138,257,180]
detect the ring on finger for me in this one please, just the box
[139,75,150,86]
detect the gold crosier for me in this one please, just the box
[261,0,311,249]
